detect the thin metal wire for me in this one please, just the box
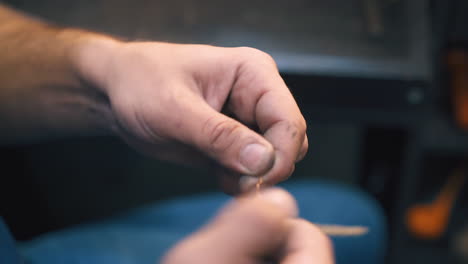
[256,177,263,194]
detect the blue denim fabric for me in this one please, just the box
[0,218,21,264]
[16,180,386,264]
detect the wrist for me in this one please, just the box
[67,30,123,94]
[58,30,123,137]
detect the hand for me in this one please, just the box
[162,188,334,264]
[75,39,308,193]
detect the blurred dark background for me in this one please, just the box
[1,0,468,263]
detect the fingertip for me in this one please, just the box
[258,188,299,218]
[296,134,309,162]
[261,153,295,186]
[239,175,259,193]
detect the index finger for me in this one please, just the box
[228,47,307,186]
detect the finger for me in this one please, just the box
[216,167,242,195]
[113,122,211,167]
[296,134,309,162]
[167,90,276,176]
[227,48,307,186]
[254,87,306,186]
[162,188,298,264]
[281,219,335,264]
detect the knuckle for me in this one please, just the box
[297,119,307,140]
[284,119,306,142]
[300,117,307,132]
[301,136,308,150]
[236,46,277,67]
[296,118,307,135]
[236,46,262,55]
[299,138,309,160]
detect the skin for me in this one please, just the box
[162,189,334,264]
[0,4,328,263]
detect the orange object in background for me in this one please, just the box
[447,50,468,130]
[405,168,465,240]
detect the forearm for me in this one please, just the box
[0,5,117,144]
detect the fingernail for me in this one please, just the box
[239,175,259,192]
[260,188,299,217]
[239,143,272,174]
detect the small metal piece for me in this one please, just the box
[256,177,263,194]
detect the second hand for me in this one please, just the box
[254,176,368,237]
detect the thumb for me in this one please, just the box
[186,101,275,176]
[162,188,298,264]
